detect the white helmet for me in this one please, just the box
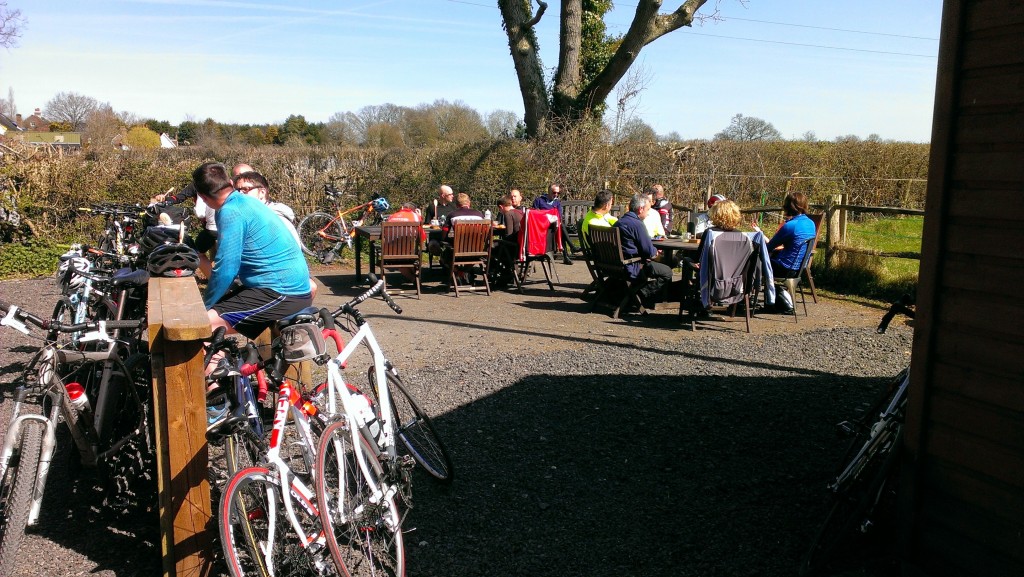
[57,255,91,290]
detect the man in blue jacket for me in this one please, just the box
[192,162,313,338]
[532,182,579,265]
[614,193,674,309]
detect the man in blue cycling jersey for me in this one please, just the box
[192,162,313,338]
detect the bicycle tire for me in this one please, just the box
[315,420,405,577]
[219,467,325,577]
[0,419,45,577]
[46,297,78,349]
[799,426,903,576]
[368,367,453,483]
[299,212,345,261]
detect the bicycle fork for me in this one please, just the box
[0,389,59,527]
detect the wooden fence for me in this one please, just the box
[676,194,925,267]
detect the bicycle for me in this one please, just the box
[313,275,454,576]
[0,302,152,577]
[297,186,389,264]
[799,295,915,576]
[217,307,351,577]
[77,203,148,256]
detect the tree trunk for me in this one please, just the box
[499,0,551,137]
[552,0,583,116]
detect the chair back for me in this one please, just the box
[380,221,420,263]
[451,220,493,264]
[706,231,756,306]
[588,227,639,277]
[518,208,561,261]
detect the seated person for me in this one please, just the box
[235,170,317,298]
[193,162,313,339]
[532,183,577,265]
[751,191,817,313]
[489,196,523,288]
[579,190,618,250]
[384,202,427,283]
[681,199,743,314]
[642,189,667,239]
[692,193,726,238]
[614,193,674,309]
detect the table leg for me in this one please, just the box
[369,240,377,279]
[355,234,363,282]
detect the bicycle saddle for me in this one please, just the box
[275,306,321,329]
[110,268,150,288]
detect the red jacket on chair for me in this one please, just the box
[518,208,561,261]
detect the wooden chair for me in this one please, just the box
[448,220,493,296]
[514,208,559,293]
[587,227,647,319]
[803,213,824,303]
[560,200,591,247]
[378,221,422,298]
[679,231,759,332]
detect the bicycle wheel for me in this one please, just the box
[46,297,78,349]
[299,212,344,260]
[220,467,324,577]
[0,419,45,577]
[799,426,903,576]
[315,420,405,577]
[369,367,453,483]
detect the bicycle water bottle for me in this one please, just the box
[350,390,383,446]
[65,382,92,414]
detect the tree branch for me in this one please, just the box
[525,1,548,28]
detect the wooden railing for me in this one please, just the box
[147,277,214,577]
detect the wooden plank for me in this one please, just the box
[933,329,1024,377]
[947,187,1024,220]
[924,424,1024,489]
[935,287,1024,338]
[952,151,1024,182]
[147,277,215,577]
[957,68,1024,112]
[916,488,1024,565]
[932,361,1024,413]
[925,390,1024,452]
[943,222,1024,259]
[961,30,1024,69]
[966,0,1024,32]
[913,511,1023,577]
[922,461,1024,526]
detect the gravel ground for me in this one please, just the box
[0,262,913,576]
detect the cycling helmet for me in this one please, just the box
[57,255,91,290]
[147,243,200,277]
[139,225,180,253]
[707,194,727,207]
[371,197,390,212]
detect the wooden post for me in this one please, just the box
[254,329,312,390]
[839,192,849,243]
[147,277,213,577]
[825,194,842,269]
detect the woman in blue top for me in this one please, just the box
[752,191,817,277]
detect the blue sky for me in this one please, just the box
[0,0,943,141]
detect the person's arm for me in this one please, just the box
[203,207,242,308]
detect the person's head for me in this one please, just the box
[628,192,649,217]
[548,183,561,197]
[783,191,809,217]
[438,185,454,202]
[400,202,419,214]
[232,163,255,177]
[593,190,614,213]
[509,188,522,207]
[646,184,665,199]
[192,162,234,209]
[455,192,471,208]
[707,193,726,209]
[498,196,513,212]
[709,200,742,230]
[234,171,270,203]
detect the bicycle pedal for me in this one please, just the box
[399,454,416,470]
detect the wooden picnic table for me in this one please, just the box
[652,236,701,264]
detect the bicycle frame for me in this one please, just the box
[317,201,379,244]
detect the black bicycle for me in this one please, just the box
[799,295,915,576]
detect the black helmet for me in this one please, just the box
[139,225,180,253]
[147,243,200,277]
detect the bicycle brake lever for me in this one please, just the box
[0,306,30,334]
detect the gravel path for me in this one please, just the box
[0,263,912,576]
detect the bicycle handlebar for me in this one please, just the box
[877,294,916,334]
[1,300,144,335]
[330,274,402,326]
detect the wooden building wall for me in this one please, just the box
[902,1,1024,576]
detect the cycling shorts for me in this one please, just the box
[211,286,313,339]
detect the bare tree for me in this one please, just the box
[485,109,521,139]
[714,114,782,141]
[499,0,716,137]
[44,91,99,131]
[0,2,25,49]
[0,86,14,117]
[608,65,652,143]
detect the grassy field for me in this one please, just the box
[812,215,922,304]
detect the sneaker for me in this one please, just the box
[562,255,574,266]
[206,400,229,431]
